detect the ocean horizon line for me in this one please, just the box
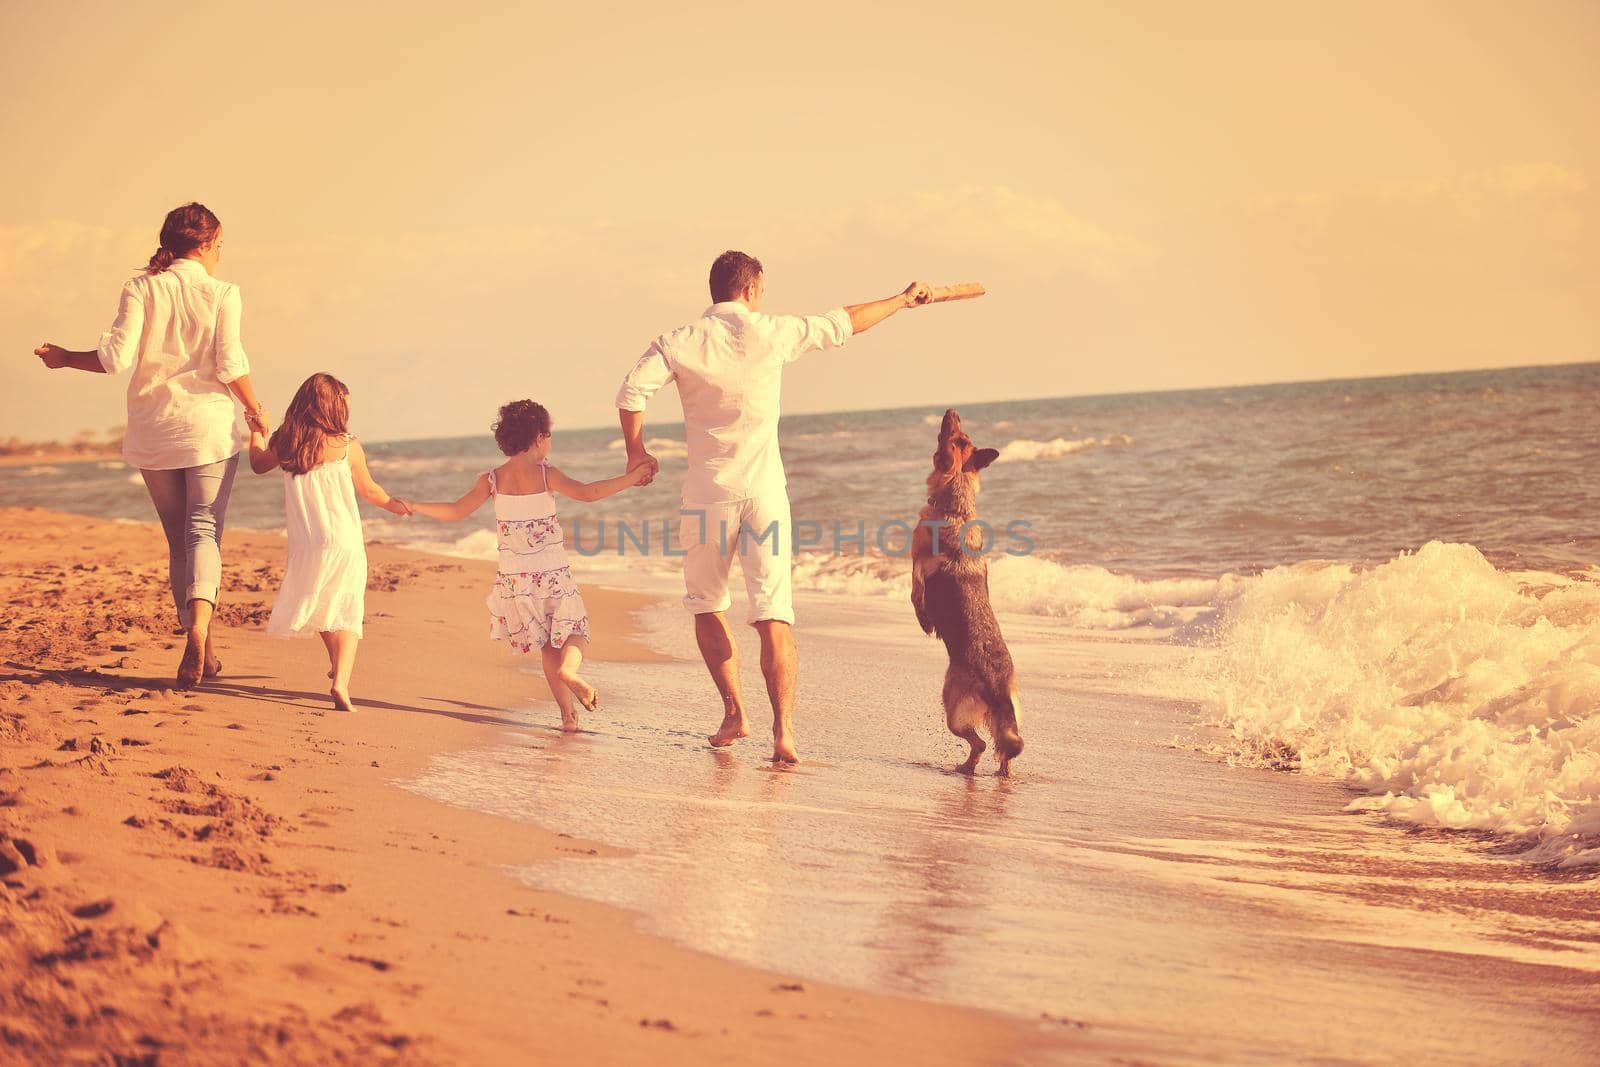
[363,355,1600,448]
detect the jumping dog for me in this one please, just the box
[911,409,1024,775]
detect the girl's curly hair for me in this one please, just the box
[493,399,551,456]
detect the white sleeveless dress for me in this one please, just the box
[266,441,367,638]
[485,465,589,652]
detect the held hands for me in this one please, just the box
[901,281,933,308]
[627,451,660,487]
[384,497,415,518]
[620,460,652,489]
[34,343,70,369]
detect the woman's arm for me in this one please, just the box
[213,287,268,433]
[248,427,280,474]
[347,439,411,516]
[228,376,270,435]
[34,345,107,374]
[35,278,146,376]
[409,473,493,522]
[546,463,651,503]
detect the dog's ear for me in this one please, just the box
[964,447,999,473]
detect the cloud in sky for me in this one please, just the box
[843,186,1157,278]
[5,163,1595,443]
[3,185,1158,441]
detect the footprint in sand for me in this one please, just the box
[345,954,392,972]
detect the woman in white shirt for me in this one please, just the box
[35,202,270,689]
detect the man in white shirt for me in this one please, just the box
[616,250,935,763]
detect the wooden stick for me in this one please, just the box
[925,282,986,304]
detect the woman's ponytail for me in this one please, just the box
[143,202,221,274]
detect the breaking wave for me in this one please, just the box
[1187,542,1600,867]
[995,435,1133,462]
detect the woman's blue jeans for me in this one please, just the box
[139,454,238,631]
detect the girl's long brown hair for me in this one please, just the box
[269,373,350,476]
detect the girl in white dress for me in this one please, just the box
[249,373,411,711]
[410,400,649,731]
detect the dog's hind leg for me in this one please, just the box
[993,687,1024,777]
[956,727,986,775]
[944,666,988,775]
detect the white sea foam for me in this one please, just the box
[787,551,1227,629]
[20,465,63,477]
[791,430,860,442]
[423,528,500,561]
[606,437,689,459]
[1187,542,1600,867]
[995,434,1133,462]
[366,455,483,477]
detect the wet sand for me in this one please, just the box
[411,595,1600,1065]
[0,507,1092,1065]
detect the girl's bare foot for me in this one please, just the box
[559,671,600,712]
[709,712,749,748]
[560,711,580,733]
[330,687,354,712]
[176,642,203,690]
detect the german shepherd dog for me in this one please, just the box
[911,409,1024,775]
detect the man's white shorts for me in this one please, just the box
[679,495,793,626]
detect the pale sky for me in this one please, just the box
[3,1,1595,442]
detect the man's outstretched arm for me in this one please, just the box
[844,281,934,335]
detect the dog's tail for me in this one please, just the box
[989,691,1024,761]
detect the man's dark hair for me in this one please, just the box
[708,250,763,302]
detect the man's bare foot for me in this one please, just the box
[708,712,748,748]
[772,734,800,765]
[176,642,203,690]
[330,687,354,712]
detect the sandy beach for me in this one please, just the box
[0,506,1089,1065]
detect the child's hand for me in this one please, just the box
[626,461,654,488]
[384,497,414,517]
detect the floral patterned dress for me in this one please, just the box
[485,465,590,652]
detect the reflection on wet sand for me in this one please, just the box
[407,596,1600,1064]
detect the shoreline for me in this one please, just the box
[0,450,124,469]
[0,506,1097,1064]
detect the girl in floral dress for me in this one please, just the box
[410,400,650,730]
